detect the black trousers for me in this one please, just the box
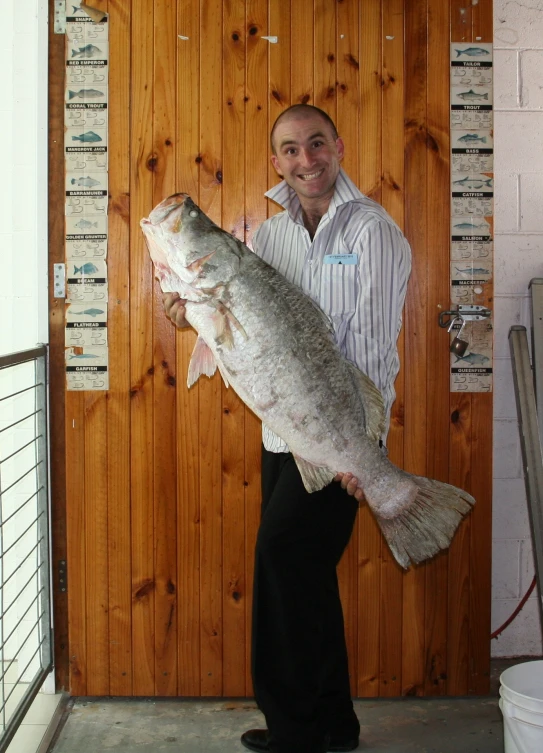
[252,447,360,753]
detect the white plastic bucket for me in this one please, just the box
[499,660,543,753]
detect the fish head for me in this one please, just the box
[141,194,241,295]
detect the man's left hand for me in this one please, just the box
[334,472,366,503]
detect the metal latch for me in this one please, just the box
[54,1,66,34]
[438,305,491,329]
[58,560,67,593]
[54,263,66,298]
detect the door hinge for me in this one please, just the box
[58,560,68,593]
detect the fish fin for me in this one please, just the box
[215,361,230,389]
[292,455,336,493]
[369,473,475,569]
[210,303,247,349]
[345,361,385,442]
[187,336,218,387]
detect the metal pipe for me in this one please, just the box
[0,346,47,370]
[0,436,40,465]
[0,462,42,497]
[0,410,41,435]
[0,384,39,404]
[0,513,44,560]
[509,324,543,629]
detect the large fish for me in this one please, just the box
[141,194,475,569]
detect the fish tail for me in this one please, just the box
[74,266,81,274]
[68,90,76,99]
[481,137,487,143]
[455,49,461,57]
[372,475,475,569]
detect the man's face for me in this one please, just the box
[270,113,344,206]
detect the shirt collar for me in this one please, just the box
[264,168,365,223]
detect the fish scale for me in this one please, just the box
[141,194,475,568]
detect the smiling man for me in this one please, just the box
[162,104,411,753]
[241,105,412,753]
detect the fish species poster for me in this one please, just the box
[65,303,108,348]
[450,43,493,392]
[65,9,109,390]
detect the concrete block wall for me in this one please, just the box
[492,0,543,657]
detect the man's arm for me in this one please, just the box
[342,219,412,431]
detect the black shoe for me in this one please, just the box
[240,728,359,753]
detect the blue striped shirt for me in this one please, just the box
[252,168,412,453]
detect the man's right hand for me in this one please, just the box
[162,292,190,329]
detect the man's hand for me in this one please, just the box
[162,292,190,329]
[334,472,366,504]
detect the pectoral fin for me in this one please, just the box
[187,336,218,387]
[210,302,248,349]
[293,454,336,493]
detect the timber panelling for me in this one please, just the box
[50,0,493,697]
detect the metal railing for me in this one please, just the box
[509,278,543,632]
[0,346,52,753]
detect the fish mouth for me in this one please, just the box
[144,193,189,226]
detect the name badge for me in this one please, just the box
[323,254,358,265]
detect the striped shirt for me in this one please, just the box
[251,168,412,453]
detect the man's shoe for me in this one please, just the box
[240,728,359,753]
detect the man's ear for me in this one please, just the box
[336,137,345,161]
[271,154,283,176]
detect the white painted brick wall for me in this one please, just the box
[492,0,543,658]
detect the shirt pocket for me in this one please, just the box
[319,262,358,317]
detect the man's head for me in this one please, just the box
[270,105,339,155]
[269,105,344,210]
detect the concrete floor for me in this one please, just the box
[46,660,534,753]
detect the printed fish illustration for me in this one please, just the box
[455,47,490,57]
[67,353,99,359]
[71,131,102,143]
[455,352,490,365]
[68,89,104,100]
[456,89,489,101]
[141,193,475,569]
[71,44,102,58]
[71,308,105,317]
[73,263,99,275]
[458,133,487,144]
[452,176,493,189]
[453,221,490,231]
[74,219,99,230]
[454,267,491,276]
[71,176,101,188]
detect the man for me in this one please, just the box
[163,104,411,753]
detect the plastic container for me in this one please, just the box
[499,660,543,753]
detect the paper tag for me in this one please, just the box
[323,254,358,265]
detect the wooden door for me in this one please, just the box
[48,0,493,697]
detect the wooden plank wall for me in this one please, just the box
[52,0,493,696]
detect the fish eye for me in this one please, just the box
[189,210,198,218]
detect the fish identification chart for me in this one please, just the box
[450,43,493,393]
[65,8,109,391]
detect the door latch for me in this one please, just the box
[438,305,491,329]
